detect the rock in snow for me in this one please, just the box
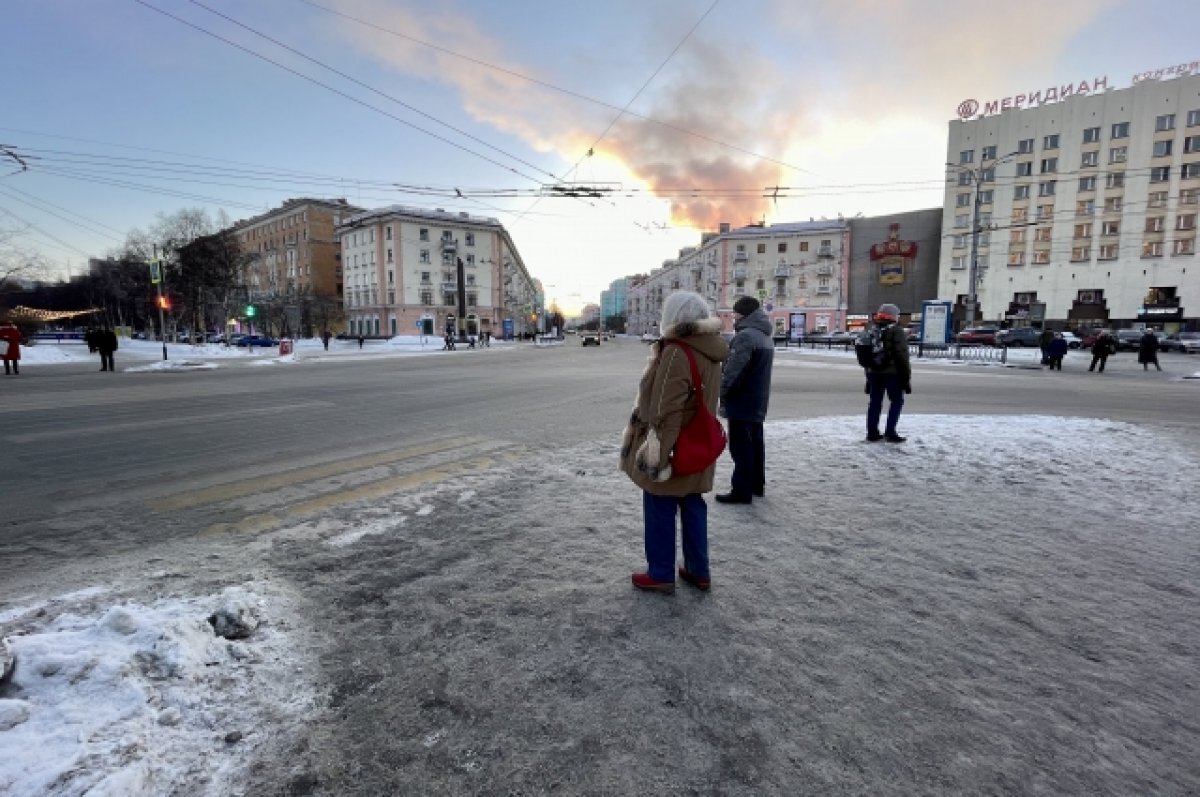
[207,591,261,640]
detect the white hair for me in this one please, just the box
[660,290,710,329]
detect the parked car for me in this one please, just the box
[1059,331,1082,349]
[956,326,999,345]
[904,324,921,342]
[235,334,279,348]
[641,332,660,343]
[996,327,1041,347]
[1115,329,1144,351]
[1171,331,1200,353]
[1079,329,1111,349]
[581,332,600,346]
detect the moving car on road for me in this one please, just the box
[956,327,999,346]
[581,332,600,346]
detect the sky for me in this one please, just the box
[2,0,1198,313]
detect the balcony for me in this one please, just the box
[815,286,833,295]
[774,265,792,278]
[441,238,457,253]
[734,250,748,261]
[818,245,834,258]
[441,281,458,291]
[733,267,748,280]
[815,263,833,275]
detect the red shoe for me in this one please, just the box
[678,567,711,591]
[631,572,675,593]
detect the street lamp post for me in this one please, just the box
[151,244,168,361]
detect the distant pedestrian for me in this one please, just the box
[0,322,21,375]
[861,303,912,443]
[95,327,118,372]
[321,329,332,351]
[1039,327,1055,365]
[1138,329,1162,371]
[1046,332,1069,371]
[1089,331,1116,372]
[357,335,364,349]
[716,296,774,503]
[621,290,729,593]
[442,333,456,351]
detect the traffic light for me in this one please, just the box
[157,295,171,310]
[245,304,257,317]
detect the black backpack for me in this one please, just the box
[855,326,891,371]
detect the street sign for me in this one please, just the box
[149,261,161,284]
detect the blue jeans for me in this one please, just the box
[642,491,708,582]
[728,419,765,498]
[866,372,905,436]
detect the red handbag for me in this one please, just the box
[664,340,727,475]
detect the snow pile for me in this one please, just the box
[0,585,315,797]
[125,360,220,373]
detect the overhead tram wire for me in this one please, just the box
[133,1,551,185]
[0,186,125,243]
[0,204,93,259]
[294,0,814,178]
[511,0,721,227]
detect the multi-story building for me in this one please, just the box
[940,73,1200,331]
[233,197,360,305]
[848,208,943,329]
[599,277,628,330]
[625,220,851,336]
[336,205,537,339]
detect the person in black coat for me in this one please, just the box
[1088,331,1116,372]
[96,327,118,372]
[1046,332,1069,371]
[1137,329,1161,371]
[716,296,775,504]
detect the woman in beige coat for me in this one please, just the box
[620,291,729,593]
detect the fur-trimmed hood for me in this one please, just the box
[658,316,727,363]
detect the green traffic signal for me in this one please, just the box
[245,305,257,317]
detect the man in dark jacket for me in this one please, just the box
[1137,329,1161,372]
[1089,331,1115,372]
[864,303,912,443]
[96,327,118,372]
[716,296,774,504]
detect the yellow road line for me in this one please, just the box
[203,454,501,536]
[152,436,485,512]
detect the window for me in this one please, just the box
[1105,196,1123,213]
[960,149,974,163]
[1074,223,1092,238]
[387,270,394,284]
[981,145,997,160]
[1018,138,1034,154]
[1149,191,1169,208]
[979,189,994,204]
[1012,207,1027,222]
[1008,250,1025,266]
[1182,188,1199,205]
[954,234,968,249]
[419,228,429,241]
[1043,134,1060,149]
[1032,250,1050,264]
[1016,161,1033,177]
[799,241,809,251]
[981,168,995,182]
[1185,136,1200,154]
[778,242,788,253]
[756,243,767,254]
[1077,199,1095,216]
[755,279,765,290]
[1146,217,1165,232]
[952,255,968,270]
[1155,114,1176,132]
[1036,204,1054,221]
[1183,163,1200,179]
[1035,227,1052,242]
[958,171,972,186]
[954,213,970,227]
[1174,238,1195,255]
[387,290,395,305]
[1079,176,1097,192]
[386,248,393,263]
[1081,151,1099,167]
[1111,122,1129,138]
[1014,185,1031,200]
[1189,109,1200,127]
[1109,146,1127,163]
[1153,140,1173,158]
[1041,158,1058,173]
[1038,181,1056,197]
[1099,244,1119,260]
[735,279,744,290]
[1071,246,1091,262]
[385,226,392,240]
[441,230,453,241]
[979,212,992,227]
[465,232,475,246]
[956,193,971,207]
[1151,166,1171,183]
[1083,127,1101,143]
[1010,229,1025,244]
[420,271,430,283]
[465,254,475,266]
[1106,172,1125,189]
[1178,214,1197,230]
[1143,241,1164,257]
[1102,221,1120,236]
[420,249,430,263]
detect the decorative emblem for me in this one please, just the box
[957,99,979,119]
[869,224,917,286]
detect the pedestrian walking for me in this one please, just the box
[716,296,774,504]
[1038,327,1055,365]
[357,335,364,349]
[442,333,456,351]
[620,291,729,593]
[321,329,332,351]
[0,322,21,375]
[95,327,118,372]
[1138,329,1162,371]
[1046,332,1069,371]
[860,303,912,442]
[1089,330,1116,372]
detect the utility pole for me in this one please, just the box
[151,244,168,361]
[949,151,1019,331]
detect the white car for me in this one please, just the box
[581,332,600,346]
[1059,331,1082,349]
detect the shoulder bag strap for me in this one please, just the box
[664,340,705,406]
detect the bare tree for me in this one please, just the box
[0,222,48,296]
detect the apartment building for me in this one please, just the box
[233,198,360,302]
[940,72,1200,331]
[336,205,538,339]
[626,220,851,336]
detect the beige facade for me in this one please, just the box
[233,198,360,301]
[337,205,538,338]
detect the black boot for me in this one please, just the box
[715,493,752,504]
